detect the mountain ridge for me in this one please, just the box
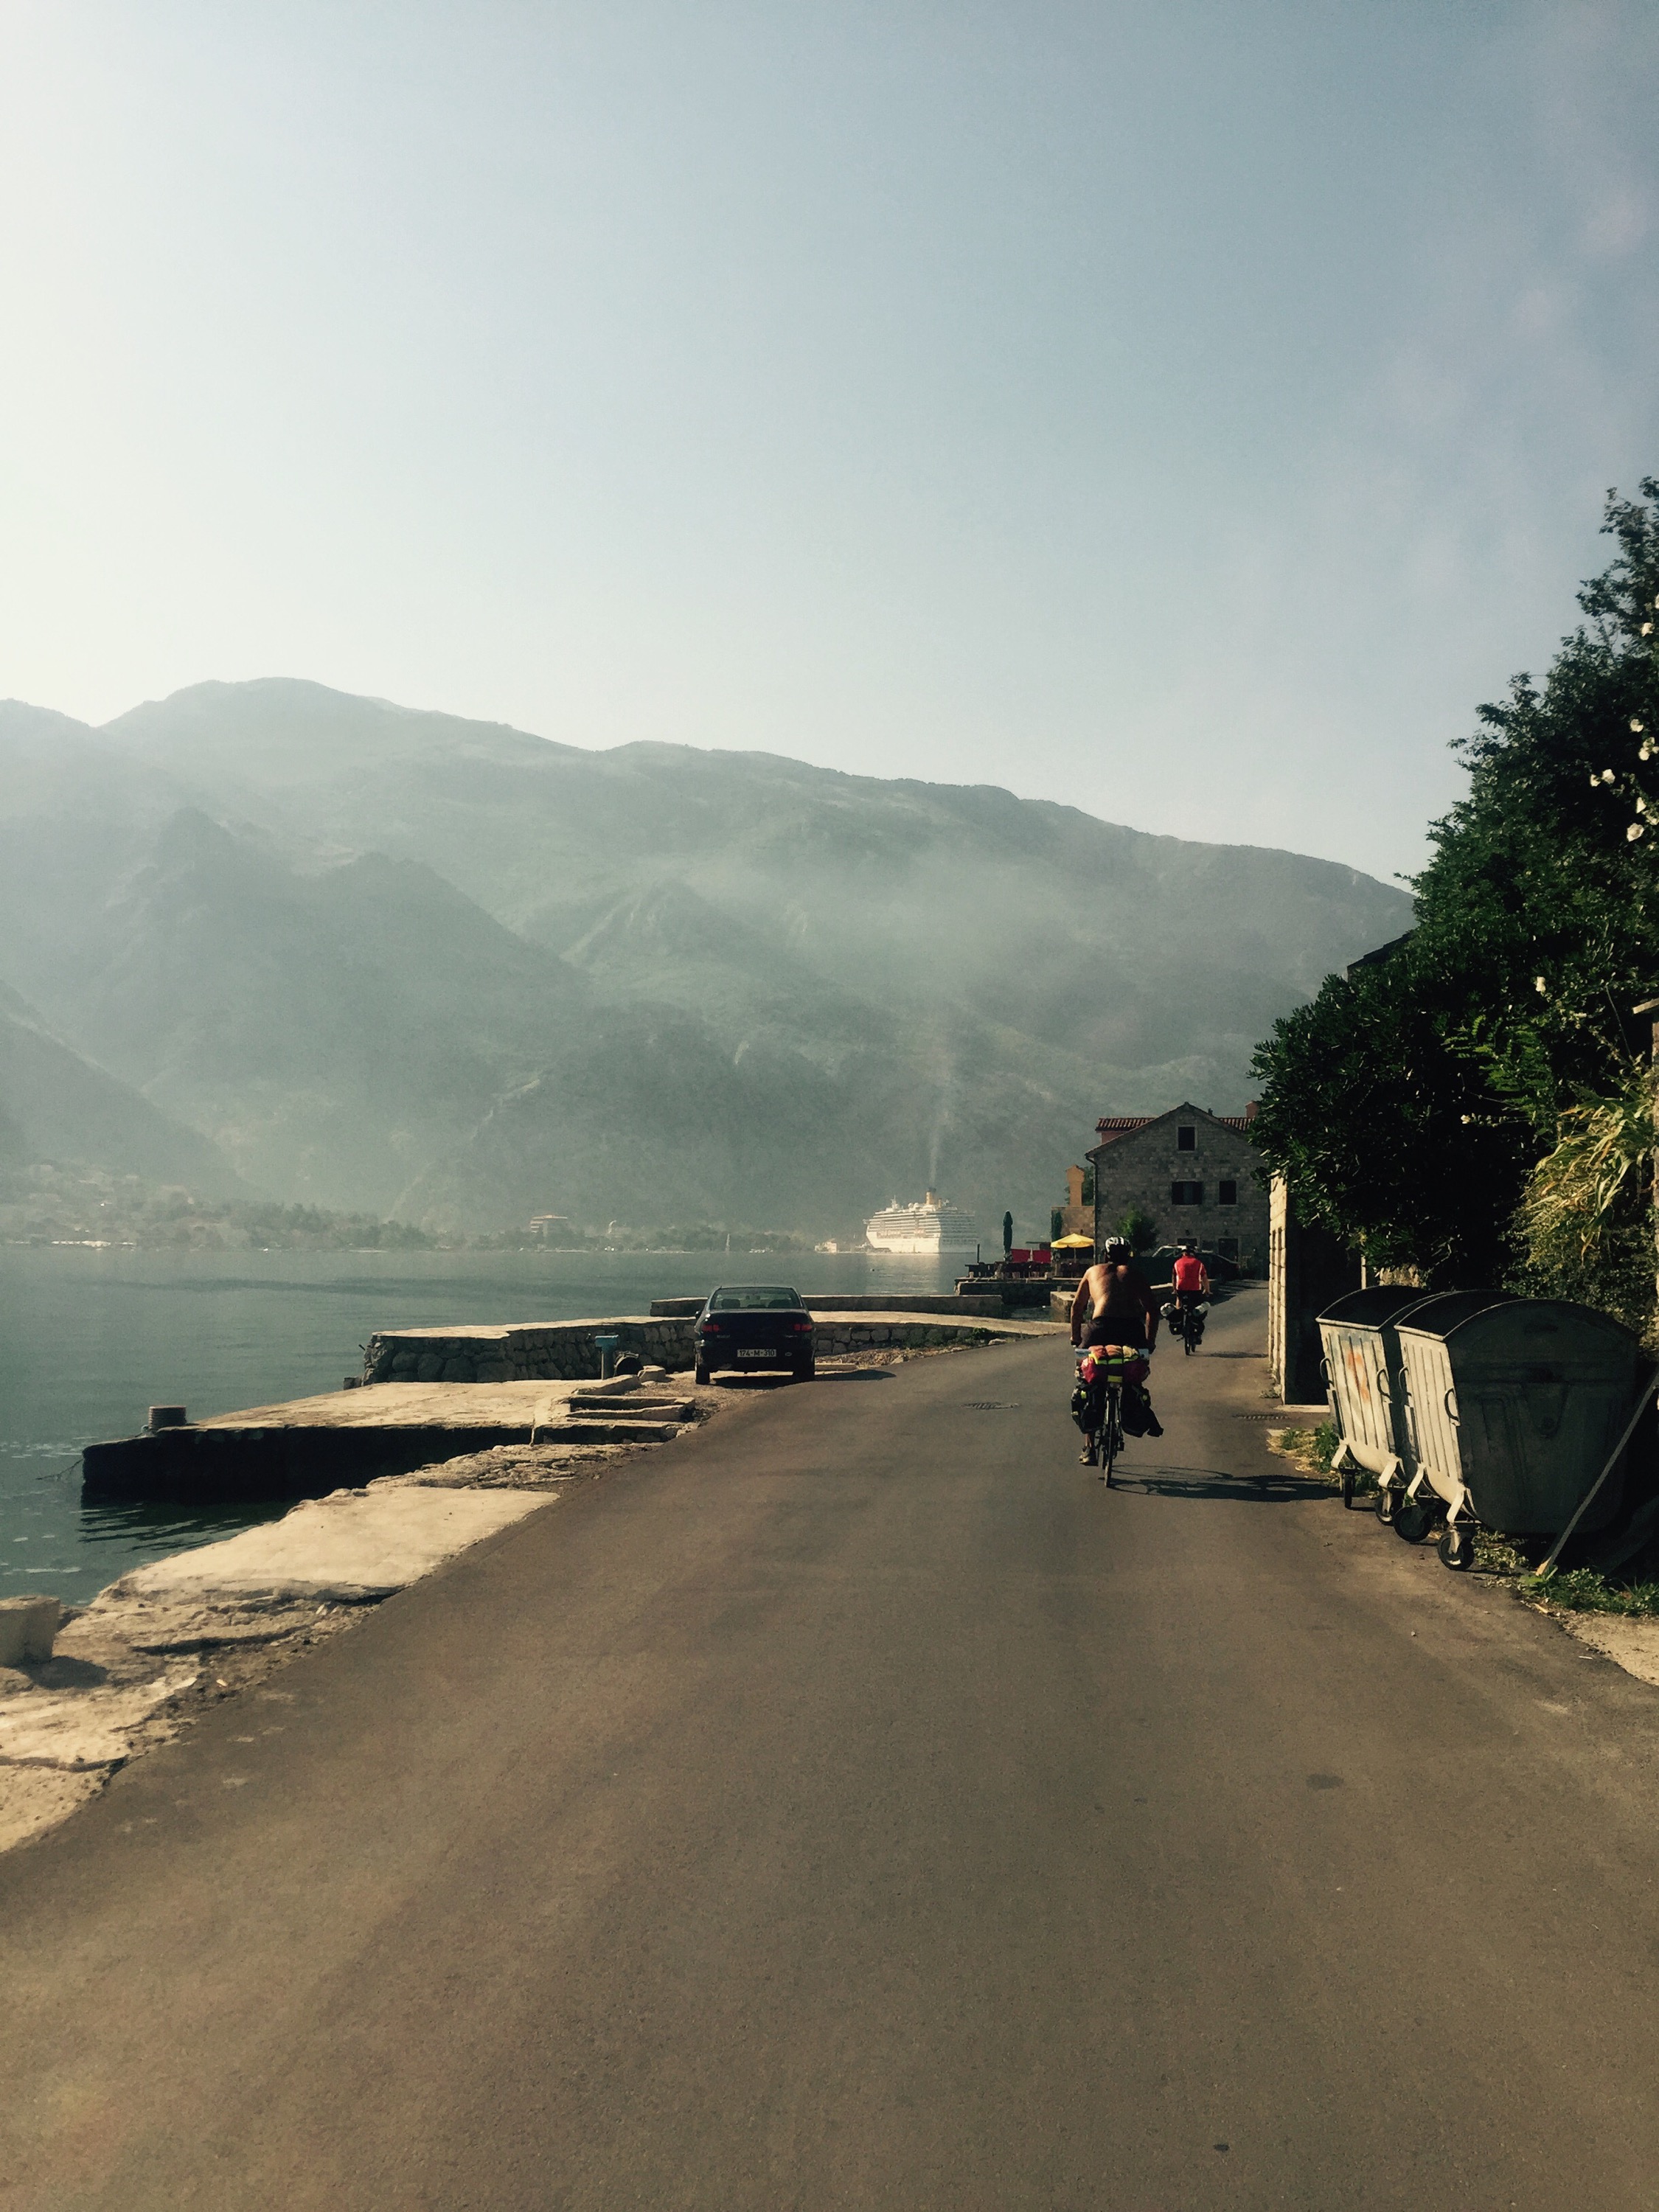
[0,680,1412,1237]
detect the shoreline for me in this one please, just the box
[0,1253,1001,1606]
[1,1324,1062,1855]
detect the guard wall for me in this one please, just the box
[362,1312,1046,1382]
[1267,1175,1363,1404]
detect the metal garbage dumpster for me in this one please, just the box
[1395,1294,1643,1571]
[1317,1286,1427,1514]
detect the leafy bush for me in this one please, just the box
[1513,1073,1655,1335]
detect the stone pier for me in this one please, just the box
[363,1310,1062,1383]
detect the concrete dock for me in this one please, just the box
[81,1376,699,1500]
[83,1310,1065,1500]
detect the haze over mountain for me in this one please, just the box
[0,681,1412,1238]
[0,978,234,1194]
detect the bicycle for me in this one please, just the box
[1076,1354,1127,1484]
[1094,1377,1124,1484]
[1172,1294,1203,1354]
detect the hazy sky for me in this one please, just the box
[3,2,1656,880]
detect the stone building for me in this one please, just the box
[1051,1164,1093,1242]
[1088,1102,1268,1273]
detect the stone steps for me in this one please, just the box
[565,1395,695,1421]
[529,1418,684,1446]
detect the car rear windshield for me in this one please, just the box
[708,1287,803,1311]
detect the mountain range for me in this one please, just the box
[0,680,1412,1237]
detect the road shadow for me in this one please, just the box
[16,1655,109,1690]
[1108,1463,1329,1504]
[702,1369,894,1392]
[700,1375,801,1394]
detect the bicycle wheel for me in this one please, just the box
[1101,1385,1121,1484]
[1077,1373,1102,1467]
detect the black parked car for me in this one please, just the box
[694,1284,815,1384]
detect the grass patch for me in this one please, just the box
[1474,1531,1530,1578]
[1263,1422,1659,1613]
[1519,1565,1659,1615]
[1267,1420,1357,1488]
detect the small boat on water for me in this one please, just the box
[864,1191,980,1256]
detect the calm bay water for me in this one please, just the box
[0,1245,963,1603]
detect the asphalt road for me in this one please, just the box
[7,1286,1659,2210]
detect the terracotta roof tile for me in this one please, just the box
[1093,1116,1155,1144]
[1093,1111,1256,1141]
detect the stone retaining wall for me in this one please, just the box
[648,1293,1009,1318]
[363,1318,696,1384]
[362,1312,1033,1383]
[807,1318,1014,1355]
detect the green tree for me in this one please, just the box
[1251,478,1659,1290]
[1119,1206,1158,1254]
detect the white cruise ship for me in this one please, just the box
[864,1191,981,1256]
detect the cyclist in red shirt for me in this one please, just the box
[1172,1242,1209,1298]
[1171,1242,1210,1349]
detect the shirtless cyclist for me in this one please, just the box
[1070,1236,1161,1358]
[1068,1237,1161,1465]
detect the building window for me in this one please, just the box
[1219,1179,1237,1207]
[1217,1237,1239,1262]
[1171,1181,1203,1206]
[1177,1125,1197,1152]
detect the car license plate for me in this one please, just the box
[734,1348,778,1361]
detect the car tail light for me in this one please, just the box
[790,1318,813,1332]
[700,1321,725,1336]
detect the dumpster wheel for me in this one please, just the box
[1374,1484,1399,1526]
[1340,1467,1356,1509]
[1437,1525,1475,1572]
[1394,1496,1436,1545]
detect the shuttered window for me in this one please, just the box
[1219,1180,1237,1206]
[1170,1181,1203,1206]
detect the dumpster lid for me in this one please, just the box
[1393,1289,1517,1340]
[1318,1287,1426,1328]
[1436,1295,1642,1350]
